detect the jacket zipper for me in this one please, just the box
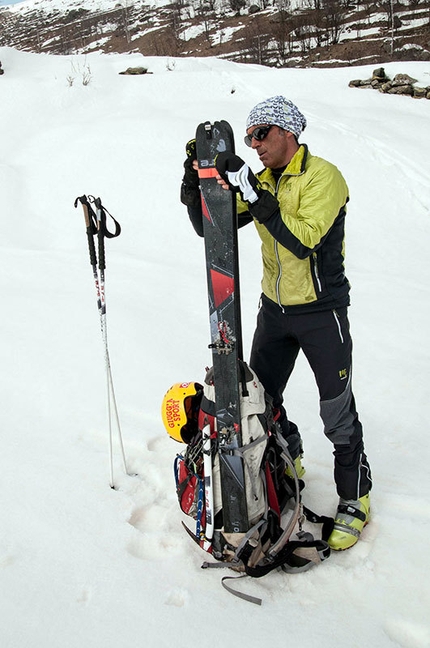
[273,179,285,312]
[262,150,309,311]
[274,241,284,311]
[312,252,322,293]
[332,309,344,343]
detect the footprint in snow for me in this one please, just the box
[126,504,184,561]
[164,588,189,607]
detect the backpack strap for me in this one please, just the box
[302,505,335,542]
[244,536,331,578]
[221,574,263,606]
[238,359,251,397]
[217,531,331,606]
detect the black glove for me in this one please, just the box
[216,152,279,223]
[180,139,200,208]
[215,152,261,204]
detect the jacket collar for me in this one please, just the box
[257,144,309,188]
[283,143,308,176]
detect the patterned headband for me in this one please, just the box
[246,96,307,139]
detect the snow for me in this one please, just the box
[2,0,172,12]
[1,46,430,646]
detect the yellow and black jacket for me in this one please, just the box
[185,144,351,315]
[240,144,351,314]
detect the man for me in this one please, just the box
[181,96,372,550]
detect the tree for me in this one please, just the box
[271,8,292,62]
[197,1,216,45]
[243,16,271,64]
[290,12,313,54]
[322,0,347,44]
[377,0,400,54]
[229,0,246,13]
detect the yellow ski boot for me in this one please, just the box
[328,493,370,551]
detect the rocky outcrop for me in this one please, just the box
[349,68,430,99]
[119,67,152,75]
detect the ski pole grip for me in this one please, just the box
[98,230,106,270]
[81,202,91,229]
[86,228,97,267]
[77,199,97,267]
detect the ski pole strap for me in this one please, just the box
[75,194,121,271]
[74,194,121,239]
[93,196,121,239]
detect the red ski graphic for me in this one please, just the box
[210,269,234,308]
[201,195,212,222]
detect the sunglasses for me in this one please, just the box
[244,125,273,147]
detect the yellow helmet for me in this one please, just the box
[161,382,203,443]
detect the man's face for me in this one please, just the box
[246,124,295,169]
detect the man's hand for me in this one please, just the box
[215,152,261,204]
[180,139,200,208]
[216,152,280,224]
[183,139,198,187]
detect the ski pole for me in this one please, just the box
[93,196,129,487]
[75,194,129,489]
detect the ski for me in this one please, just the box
[202,420,214,550]
[195,120,249,535]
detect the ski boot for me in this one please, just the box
[328,493,370,551]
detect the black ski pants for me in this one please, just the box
[250,294,372,501]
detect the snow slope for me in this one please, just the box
[0,47,429,647]
[2,0,170,11]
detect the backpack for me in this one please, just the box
[174,361,333,604]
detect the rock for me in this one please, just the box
[387,84,413,96]
[413,86,428,98]
[372,67,388,81]
[379,82,392,93]
[119,66,151,75]
[349,70,426,100]
[391,73,417,86]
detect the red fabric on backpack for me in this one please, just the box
[265,461,281,521]
[176,460,198,516]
